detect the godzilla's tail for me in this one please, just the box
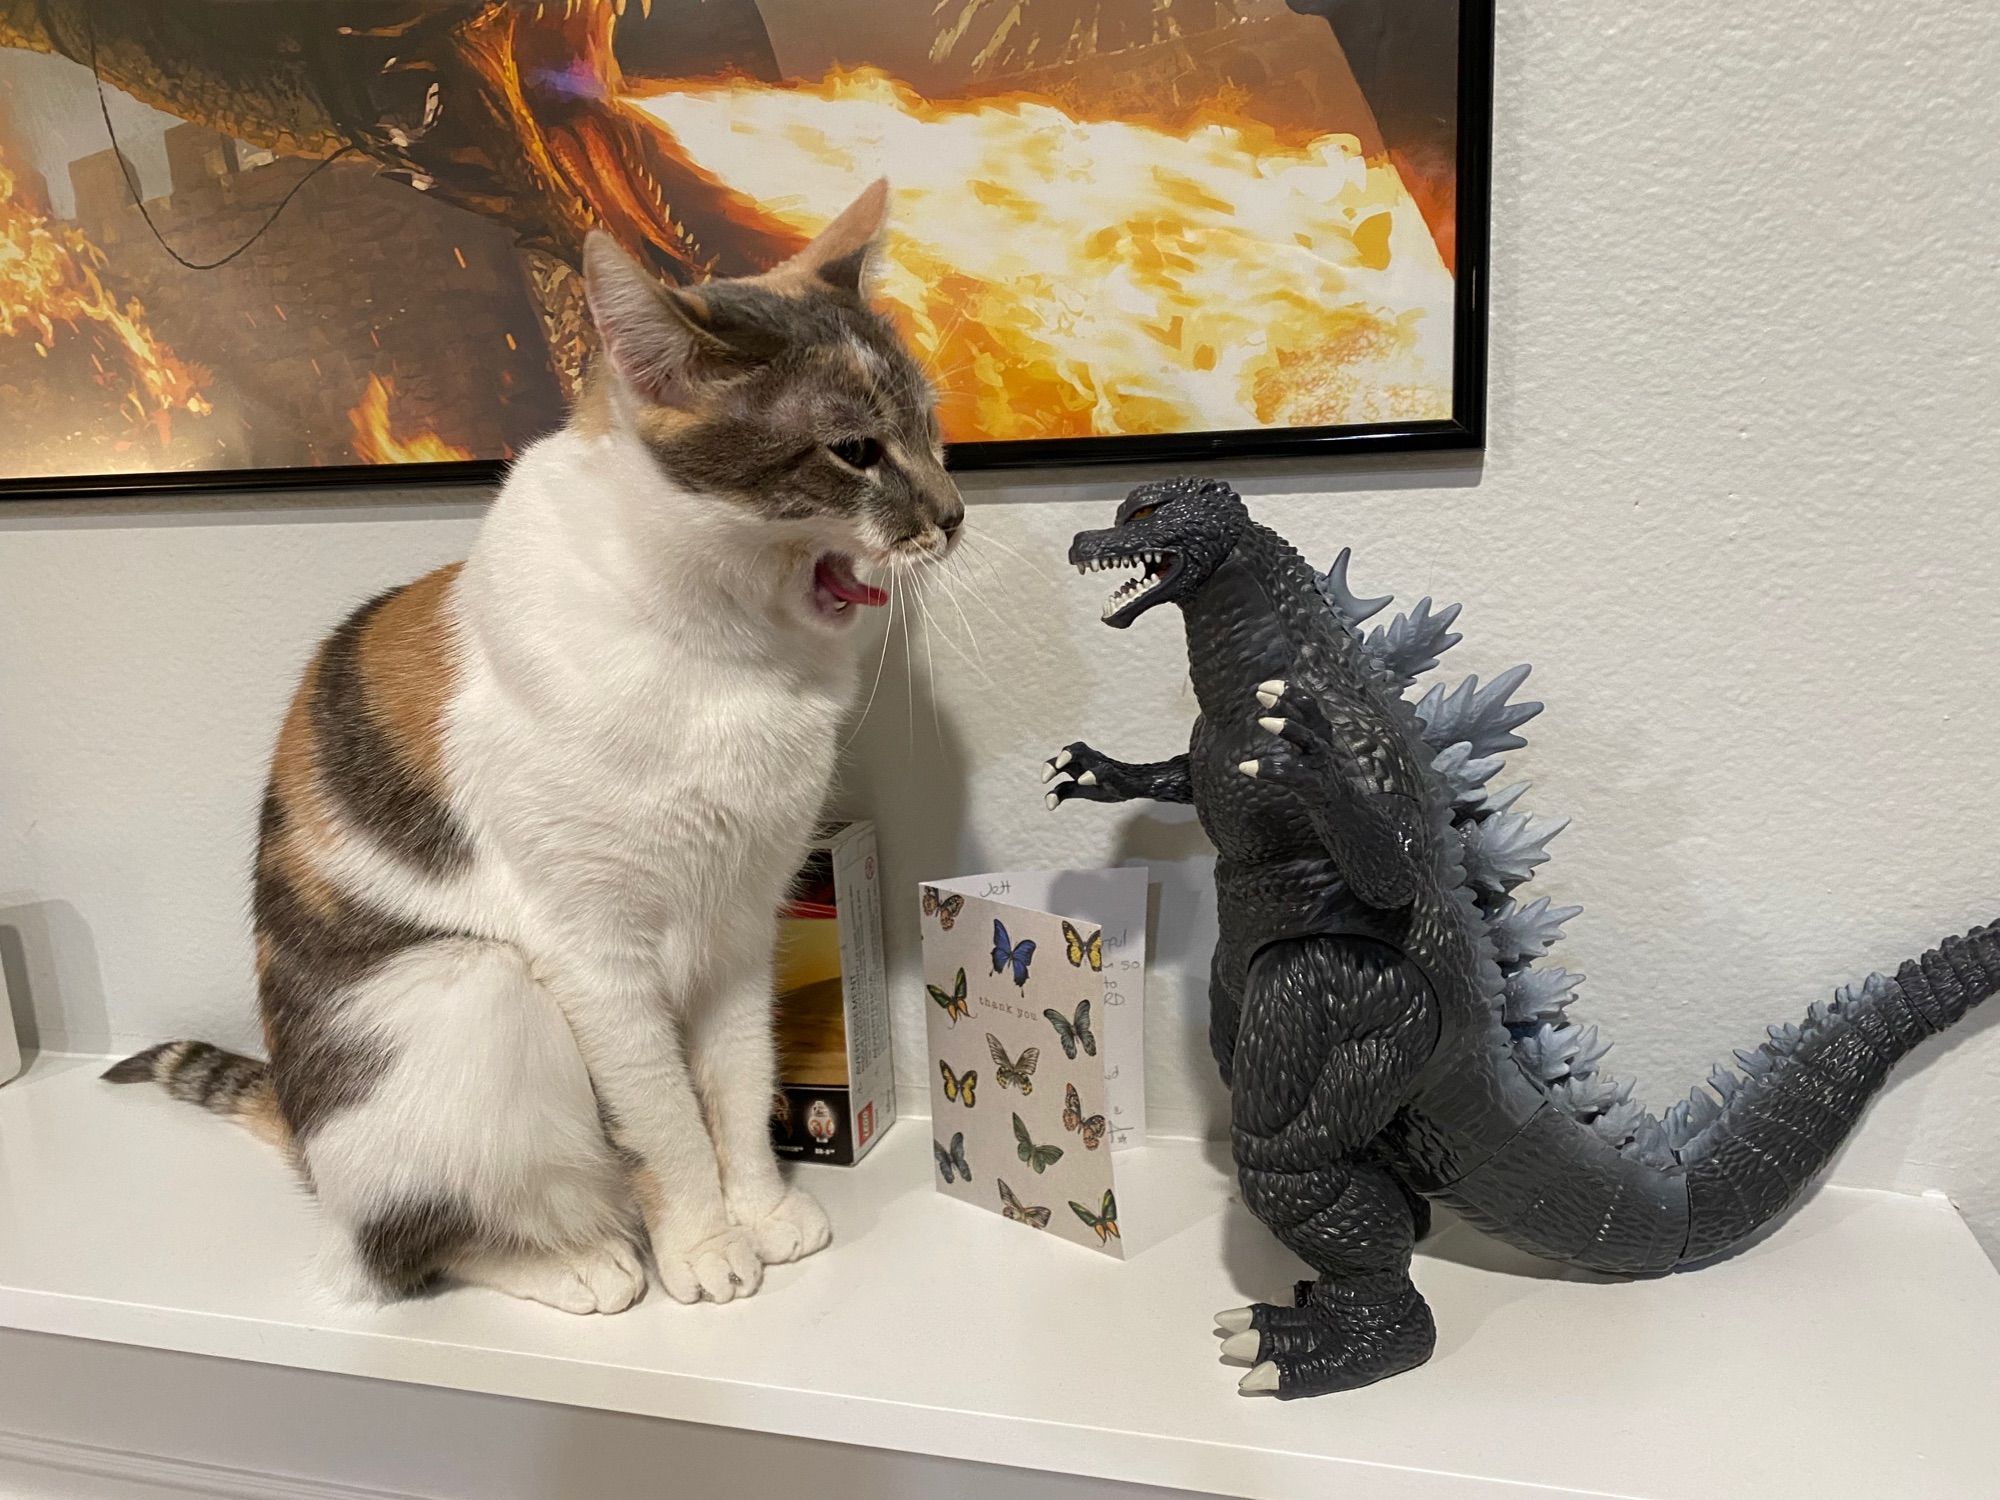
[102,1040,290,1149]
[1669,922,1999,1263]
[1432,921,2000,1275]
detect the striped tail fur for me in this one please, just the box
[102,1041,290,1148]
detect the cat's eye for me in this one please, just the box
[828,437,883,471]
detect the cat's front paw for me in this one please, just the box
[739,1186,833,1265]
[654,1224,764,1305]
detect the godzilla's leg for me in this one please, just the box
[1218,935,1440,1398]
[1043,743,1192,807]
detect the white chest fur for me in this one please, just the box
[436,434,866,995]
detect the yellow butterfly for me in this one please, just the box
[1070,1188,1119,1244]
[1061,1081,1107,1150]
[940,1059,978,1108]
[1062,920,1103,971]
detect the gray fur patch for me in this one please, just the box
[356,1195,483,1297]
[253,789,454,1140]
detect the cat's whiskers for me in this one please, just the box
[945,533,1020,630]
[841,565,900,754]
[926,554,989,677]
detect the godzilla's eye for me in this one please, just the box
[828,437,883,471]
[1127,503,1158,521]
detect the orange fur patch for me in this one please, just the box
[237,1084,293,1151]
[356,563,464,785]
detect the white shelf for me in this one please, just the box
[3,1052,1998,1500]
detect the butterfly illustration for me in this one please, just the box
[1069,1188,1120,1244]
[986,1034,1040,1095]
[1012,1112,1064,1174]
[997,1178,1052,1230]
[927,967,969,1025]
[991,919,1037,989]
[1061,1081,1107,1151]
[1061,920,1103,972]
[939,1059,978,1108]
[933,1131,972,1185]
[922,886,965,931]
[1043,999,1097,1060]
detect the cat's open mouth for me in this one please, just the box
[1076,548,1182,627]
[811,551,889,620]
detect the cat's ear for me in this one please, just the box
[772,177,890,295]
[582,230,732,408]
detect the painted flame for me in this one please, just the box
[348,375,474,464]
[638,71,1453,441]
[0,148,211,444]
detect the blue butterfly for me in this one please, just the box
[991,919,1037,989]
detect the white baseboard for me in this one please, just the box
[0,1430,426,1500]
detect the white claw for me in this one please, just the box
[1256,716,1287,736]
[1214,1307,1255,1334]
[1042,762,1059,783]
[1239,1361,1282,1395]
[1077,770,1098,786]
[1237,759,1261,778]
[1045,791,1059,810]
[1257,678,1286,700]
[1055,750,1072,770]
[1256,690,1279,710]
[1220,1330,1262,1364]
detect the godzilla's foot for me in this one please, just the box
[1214,1275,1436,1398]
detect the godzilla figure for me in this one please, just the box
[1044,476,1997,1399]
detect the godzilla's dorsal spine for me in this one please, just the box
[1677,923,2000,1262]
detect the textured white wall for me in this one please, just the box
[3,0,1997,1255]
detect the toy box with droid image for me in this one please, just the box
[771,821,895,1165]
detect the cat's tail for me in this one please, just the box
[102,1040,290,1149]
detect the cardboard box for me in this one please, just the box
[771,821,894,1165]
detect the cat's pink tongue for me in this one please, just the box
[815,553,888,608]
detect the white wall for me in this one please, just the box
[4,0,1997,1255]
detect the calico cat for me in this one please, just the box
[105,180,963,1312]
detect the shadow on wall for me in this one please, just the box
[0,898,111,1067]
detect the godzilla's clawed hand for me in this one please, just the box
[1237,679,1337,785]
[1042,742,1126,808]
[1238,680,1425,909]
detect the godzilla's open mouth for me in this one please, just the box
[1076,548,1181,627]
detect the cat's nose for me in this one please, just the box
[938,504,964,541]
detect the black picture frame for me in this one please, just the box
[1,0,1493,502]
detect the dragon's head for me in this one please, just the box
[1068,477,1248,628]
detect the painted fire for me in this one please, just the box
[348,375,475,465]
[0,145,210,448]
[638,70,1455,442]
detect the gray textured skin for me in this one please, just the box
[1047,477,1999,1398]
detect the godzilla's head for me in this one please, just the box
[1067,477,1248,628]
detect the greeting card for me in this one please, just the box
[917,867,1147,1259]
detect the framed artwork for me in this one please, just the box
[0,1,1491,499]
